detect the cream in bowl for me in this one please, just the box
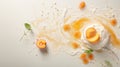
[81,23,110,50]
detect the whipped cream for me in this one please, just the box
[81,23,110,50]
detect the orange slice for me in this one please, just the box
[87,33,100,44]
[36,39,46,49]
[72,18,89,30]
[86,27,97,38]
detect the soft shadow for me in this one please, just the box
[39,46,49,56]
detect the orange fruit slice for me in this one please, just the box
[36,39,46,49]
[87,33,100,44]
[86,27,97,38]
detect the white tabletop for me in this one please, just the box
[0,0,120,67]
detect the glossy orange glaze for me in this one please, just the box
[100,22,120,48]
[71,18,90,30]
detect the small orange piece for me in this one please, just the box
[36,39,46,49]
[80,53,87,60]
[110,18,117,26]
[82,58,89,64]
[71,42,79,49]
[79,1,86,9]
[63,24,71,31]
[88,54,94,60]
[73,31,81,39]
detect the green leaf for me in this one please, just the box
[84,49,93,54]
[24,23,32,30]
[105,60,112,67]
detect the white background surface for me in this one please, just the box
[0,0,120,67]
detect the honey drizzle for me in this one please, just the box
[71,17,90,30]
[101,23,120,48]
[95,17,120,48]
